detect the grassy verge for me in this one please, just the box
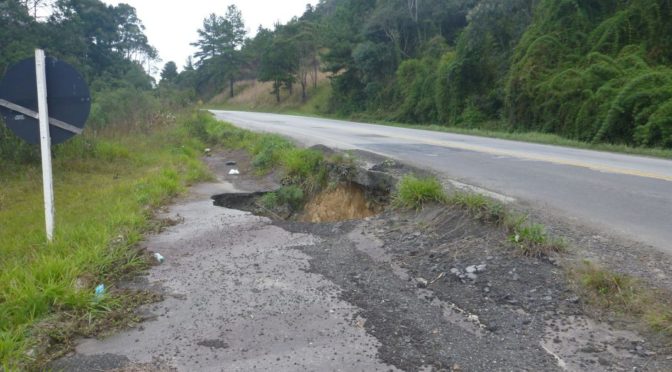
[392,175,564,258]
[190,111,356,202]
[0,115,211,369]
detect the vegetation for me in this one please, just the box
[393,175,564,257]
[574,262,672,338]
[194,0,672,151]
[393,175,447,210]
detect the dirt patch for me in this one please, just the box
[301,183,380,222]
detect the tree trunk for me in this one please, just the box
[313,60,318,89]
[275,80,281,103]
[301,82,307,103]
[229,77,234,98]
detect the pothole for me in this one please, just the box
[212,181,390,223]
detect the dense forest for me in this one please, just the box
[2,0,672,156]
[176,0,672,148]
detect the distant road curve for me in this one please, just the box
[211,110,672,254]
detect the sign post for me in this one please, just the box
[0,50,91,242]
[35,49,55,242]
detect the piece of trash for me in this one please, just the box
[225,160,236,166]
[153,253,165,264]
[204,148,211,153]
[94,284,105,300]
[415,277,428,288]
[228,169,240,175]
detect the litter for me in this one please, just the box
[228,169,240,175]
[94,284,105,300]
[225,160,236,166]
[153,252,165,264]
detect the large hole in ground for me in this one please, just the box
[212,181,389,223]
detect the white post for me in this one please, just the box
[35,49,55,242]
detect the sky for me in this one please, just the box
[104,0,319,73]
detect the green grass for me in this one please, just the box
[0,115,211,369]
[448,192,506,224]
[393,175,447,210]
[507,222,565,258]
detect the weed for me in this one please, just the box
[276,186,305,211]
[393,175,447,210]
[578,262,637,310]
[259,192,279,210]
[449,192,506,224]
[326,152,358,181]
[282,149,323,179]
[509,223,565,258]
[251,135,293,171]
[570,261,672,342]
[573,262,672,339]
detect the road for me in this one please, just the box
[211,110,672,254]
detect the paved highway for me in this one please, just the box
[211,110,672,254]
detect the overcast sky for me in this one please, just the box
[104,0,318,72]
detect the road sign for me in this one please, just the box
[0,55,91,145]
[0,50,91,242]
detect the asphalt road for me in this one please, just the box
[211,110,672,255]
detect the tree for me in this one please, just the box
[284,20,320,102]
[191,5,246,98]
[160,61,178,84]
[258,37,298,103]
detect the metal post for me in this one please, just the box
[35,49,55,242]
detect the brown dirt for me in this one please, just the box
[300,183,379,223]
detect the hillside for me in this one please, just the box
[209,72,331,114]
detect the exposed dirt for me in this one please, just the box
[300,183,379,223]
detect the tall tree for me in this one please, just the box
[160,61,178,84]
[191,5,246,97]
[258,36,298,103]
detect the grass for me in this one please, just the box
[393,174,564,257]
[573,262,672,338]
[0,114,211,369]
[392,175,447,210]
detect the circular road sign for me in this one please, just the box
[0,56,91,145]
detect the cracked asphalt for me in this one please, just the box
[51,181,397,372]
